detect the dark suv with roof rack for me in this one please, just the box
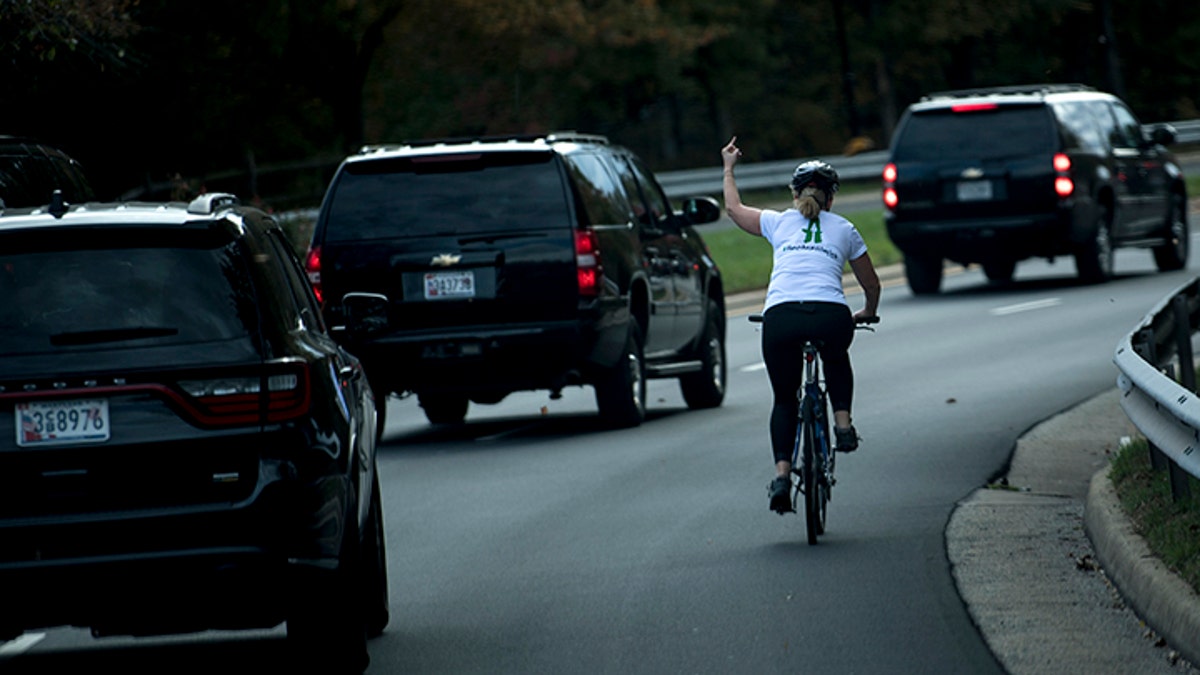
[882,84,1188,294]
[0,193,387,672]
[306,132,726,428]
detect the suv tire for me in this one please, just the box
[1075,203,1115,284]
[983,259,1016,285]
[905,254,943,295]
[362,473,390,639]
[419,393,469,425]
[680,300,726,409]
[1153,192,1189,272]
[595,322,646,428]
[287,507,370,673]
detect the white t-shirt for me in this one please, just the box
[758,208,868,311]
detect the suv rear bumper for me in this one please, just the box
[886,205,1083,263]
[350,317,628,396]
[0,462,352,637]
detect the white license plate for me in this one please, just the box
[16,399,110,447]
[956,180,993,201]
[424,271,475,300]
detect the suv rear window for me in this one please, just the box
[0,231,257,356]
[324,151,570,240]
[892,105,1058,161]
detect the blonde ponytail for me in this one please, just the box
[796,185,826,220]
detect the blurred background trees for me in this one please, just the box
[1,0,1197,209]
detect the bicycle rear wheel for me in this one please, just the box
[801,408,820,545]
[813,415,831,536]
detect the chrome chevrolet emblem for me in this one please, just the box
[961,167,984,179]
[431,253,462,267]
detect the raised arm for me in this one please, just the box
[721,137,763,236]
[849,252,881,320]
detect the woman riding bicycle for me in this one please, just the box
[720,137,881,515]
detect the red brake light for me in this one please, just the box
[1053,153,1071,172]
[1055,177,1074,197]
[304,246,323,304]
[883,188,899,210]
[951,103,999,113]
[882,163,897,183]
[575,230,602,298]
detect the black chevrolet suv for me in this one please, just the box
[0,194,387,672]
[306,132,726,428]
[882,84,1188,294]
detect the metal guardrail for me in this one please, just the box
[1114,276,1200,499]
[660,119,1200,199]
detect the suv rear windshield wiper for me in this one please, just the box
[50,326,180,346]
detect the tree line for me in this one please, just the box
[2,0,1197,210]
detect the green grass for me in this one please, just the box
[1109,436,1200,595]
[703,186,900,295]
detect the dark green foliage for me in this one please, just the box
[1,0,1196,211]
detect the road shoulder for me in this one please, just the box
[947,389,1196,673]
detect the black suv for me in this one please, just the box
[0,136,94,209]
[0,194,387,672]
[306,132,726,428]
[882,84,1188,294]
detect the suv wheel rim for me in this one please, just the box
[627,353,643,410]
[1172,197,1188,256]
[707,337,725,394]
[1096,223,1113,276]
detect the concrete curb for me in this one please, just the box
[1085,468,1200,667]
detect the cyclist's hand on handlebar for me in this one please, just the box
[853,311,880,326]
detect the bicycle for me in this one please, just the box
[749,313,878,545]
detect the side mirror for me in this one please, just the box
[681,196,721,225]
[1151,124,1177,147]
[342,292,390,339]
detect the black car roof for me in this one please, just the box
[347,131,614,165]
[909,83,1116,114]
[0,193,256,233]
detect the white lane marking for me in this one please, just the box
[0,633,45,657]
[741,363,767,372]
[990,298,1062,316]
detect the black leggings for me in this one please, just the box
[761,302,855,465]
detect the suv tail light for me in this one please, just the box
[882,163,899,210]
[177,362,311,426]
[4,363,313,432]
[1053,153,1074,198]
[304,246,323,304]
[575,229,603,298]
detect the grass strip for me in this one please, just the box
[1109,437,1200,595]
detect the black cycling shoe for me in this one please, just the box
[834,425,859,453]
[768,476,793,514]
